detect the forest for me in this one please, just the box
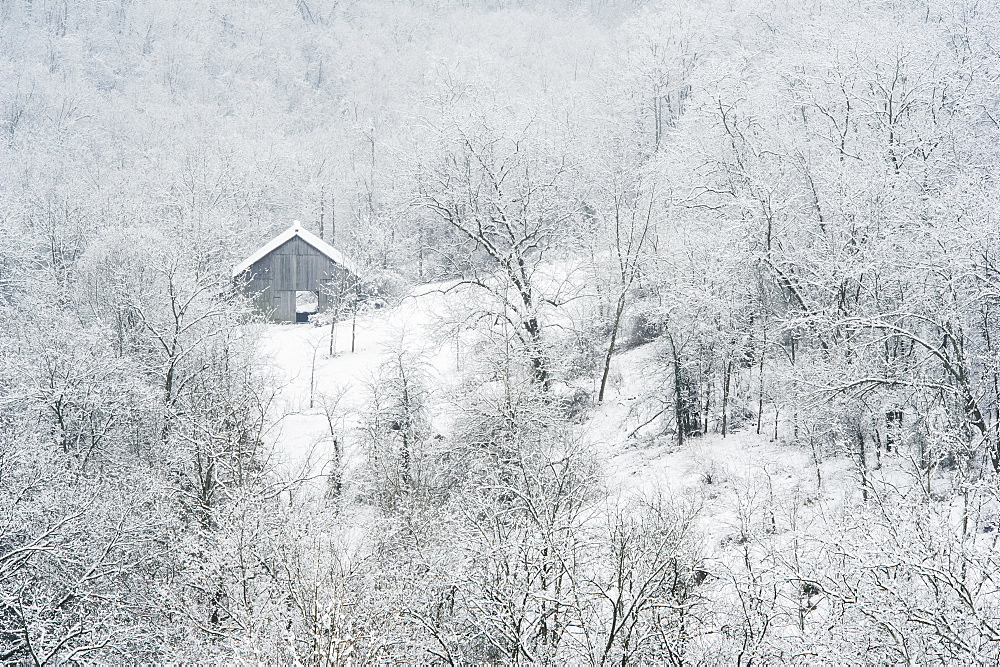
[2,0,1000,663]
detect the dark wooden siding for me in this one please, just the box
[238,236,354,322]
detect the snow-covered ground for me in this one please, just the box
[254,281,858,556]
[255,283,465,490]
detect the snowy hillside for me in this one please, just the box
[257,284,464,487]
[259,282,865,583]
[259,281,854,537]
[7,0,1000,661]
[246,281,973,665]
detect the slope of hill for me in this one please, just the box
[258,282,861,577]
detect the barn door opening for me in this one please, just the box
[295,290,318,323]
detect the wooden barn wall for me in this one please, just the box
[238,236,354,322]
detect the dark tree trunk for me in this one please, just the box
[722,360,732,438]
[599,293,628,403]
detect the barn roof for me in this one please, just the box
[232,223,361,278]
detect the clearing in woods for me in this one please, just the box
[256,282,856,565]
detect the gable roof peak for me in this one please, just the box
[232,223,360,278]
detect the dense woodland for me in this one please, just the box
[3,0,1000,663]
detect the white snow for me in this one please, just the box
[256,279,858,558]
[255,282,466,491]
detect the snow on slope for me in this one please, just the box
[581,339,857,563]
[254,283,464,492]
[255,281,857,556]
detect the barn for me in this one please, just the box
[232,223,360,323]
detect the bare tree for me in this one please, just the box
[415,112,580,388]
[596,169,656,402]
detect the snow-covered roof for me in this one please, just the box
[232,223,361,278]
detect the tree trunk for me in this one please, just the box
[857,429,868,502]
[598,293,628,403]
[756,326,766,435]
[672,347,685,448]
[319,184,325,239]
[722,360,731,438]
[523,315,549,389]
[704,376,711,435]
[351,296,357,353]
